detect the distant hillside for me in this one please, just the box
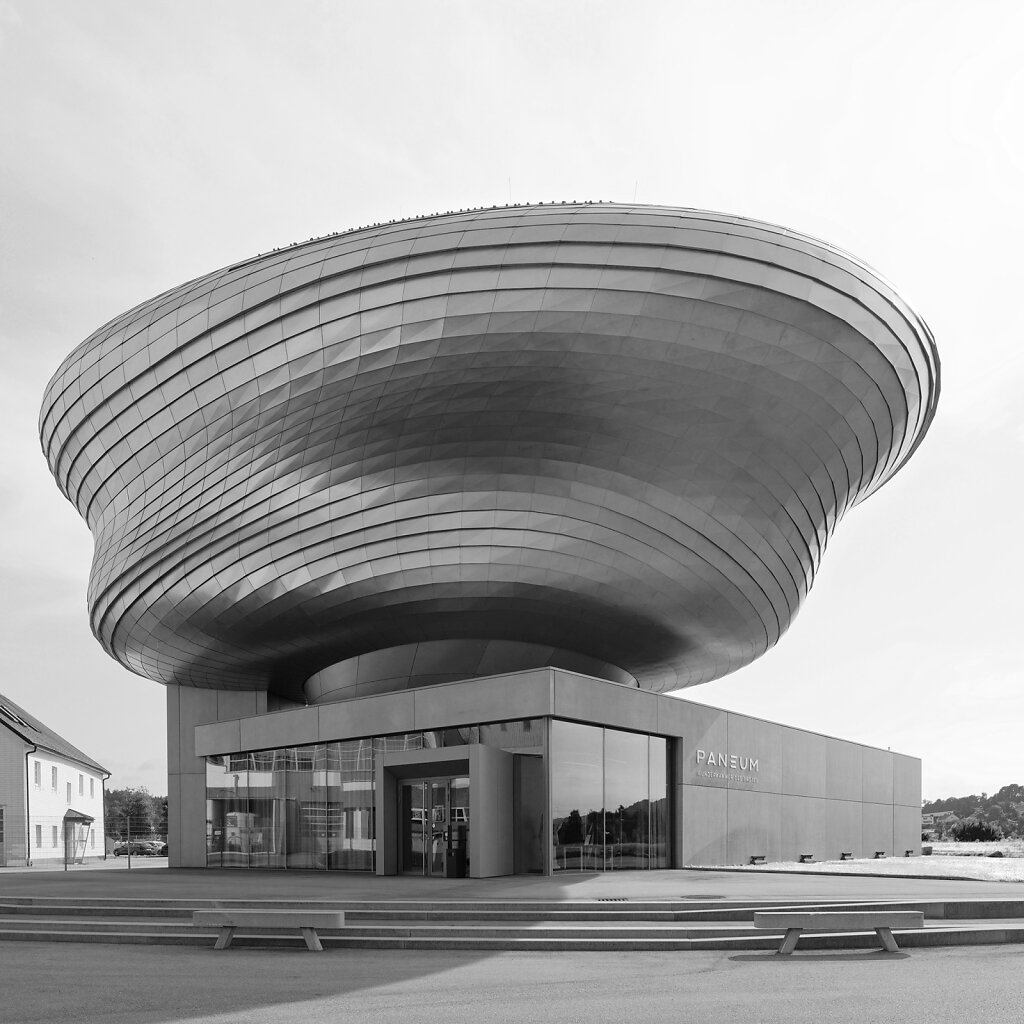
[923,784,1024,839]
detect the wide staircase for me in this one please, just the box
[2,895,1024,951]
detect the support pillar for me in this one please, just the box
[166,685,266,867]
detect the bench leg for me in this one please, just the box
[875,927,900,953]
[777,928,802,955]
[214,926,236,950]
[300,927,323,952]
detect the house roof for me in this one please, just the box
[0,691,109,775]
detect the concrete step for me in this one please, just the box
[7,897,1024,922]
[4,894,1024,953]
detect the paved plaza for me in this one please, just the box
[4,862,1024,903]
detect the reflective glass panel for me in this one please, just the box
[604,729,648,870]
[649,737,669,868]
[550,720,604,872]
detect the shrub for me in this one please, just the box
[948,817,1004,842]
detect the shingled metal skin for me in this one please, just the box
[40,203,939,702]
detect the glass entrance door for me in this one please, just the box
[400,777,469,877]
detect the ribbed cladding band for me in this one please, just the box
[39,203,940,698]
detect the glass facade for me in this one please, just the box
[551,721,668,871]
[206,716,668,873]
[205,720,543,870]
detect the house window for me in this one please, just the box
[51,766,58,791]
[35,824,42,847]
[51,825,58,848]
[79,774,84,795]
[33,761,41,788]
[66,782,72,803]
[90,778,95,799]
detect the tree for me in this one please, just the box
[924,784,1024,839]
[948,817,1003,842]
[106,787,156,838]
[557,809,584,845]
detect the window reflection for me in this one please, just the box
[550,721,604,871]
[551,721,669,872]
[206,739,377,871]
[206,717,665,873]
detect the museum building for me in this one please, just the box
[41,203,938,877]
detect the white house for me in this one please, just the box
[0,692,109,867]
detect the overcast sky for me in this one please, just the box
[2,0,1021,800]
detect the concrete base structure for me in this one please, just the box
[173,670,921,875]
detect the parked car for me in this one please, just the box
[112,841,151,857]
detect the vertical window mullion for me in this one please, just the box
[601,728,606,873]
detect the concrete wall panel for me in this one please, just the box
[217,690,265,721]
[895,804,921,856]
[826,739,862,802]
[726,788,782,863]
[894,753,922,808]
[320,690,416,741]
[165,773,182,868]
[680,784,727,866]
[178,688,218,770]
[419,672,552,730]
[656,695,691,738]
[679,705,728,788]
[177,773,208,868]
[553,673,658,734]
[780,795,827,862]
[726,714,782,793]
[166,684,180,776]
[238,707,319,752]
[195,720,242,757]
[862,746,894,804]
[781,728,827,798]
[826,799,863,859]
[470,744,514,877]
[862,802,894,857]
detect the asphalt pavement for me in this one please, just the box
[2,940,1023,1024]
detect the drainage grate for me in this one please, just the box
[596,898,629,902]
[681,894,726,900]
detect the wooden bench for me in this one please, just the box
[193,909,346,951]
[753,911,923,954]
[839,852,853,860]
[749,855,766,865]
[798,854,813,863]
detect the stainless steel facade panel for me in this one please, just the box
[40,203,939,700]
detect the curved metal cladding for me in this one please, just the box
[40,203,939,699]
